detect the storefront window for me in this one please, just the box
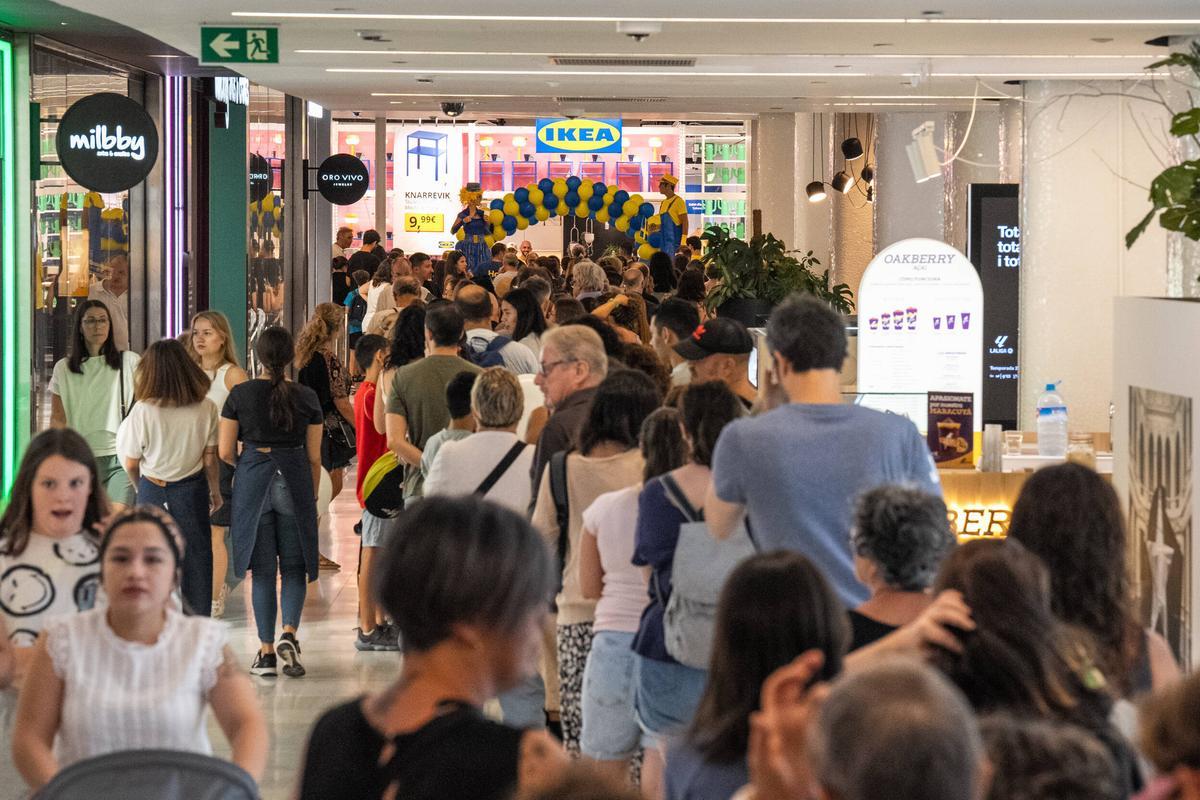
[247,84,286,370]
[329,122,395,249]
[30,48,142,431]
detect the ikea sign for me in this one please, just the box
[535,118,623,154]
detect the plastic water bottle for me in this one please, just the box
[1036,383,1068,457]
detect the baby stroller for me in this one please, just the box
[36,749,258,800]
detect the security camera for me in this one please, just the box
[356,29,386,42]
[616,20,662,41]
[441,101,465,117]
[351,110,362,118]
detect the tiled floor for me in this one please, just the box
[208,479,398,800]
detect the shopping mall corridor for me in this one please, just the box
[207,475,396,800]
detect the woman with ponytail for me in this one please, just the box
[219,327,323,679]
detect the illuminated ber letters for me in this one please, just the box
[948,507,1011,538]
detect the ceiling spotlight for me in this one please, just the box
[806,181,827,202]
[441,101,465,117]
[831,171,854,194]
[861,165,875,184]
[840,137,864,161]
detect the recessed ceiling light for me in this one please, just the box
[59,21,68,26]
[150,54,182,58]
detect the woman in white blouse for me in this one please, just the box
[117,339,220,615]
[12,506,267,792]
[360,260,396,336]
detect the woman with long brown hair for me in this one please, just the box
[187,310,249,617]
[117,338,220,614]
[296,304,355,537]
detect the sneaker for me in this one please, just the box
[353,520,363,536]
[277,632,305,677]
[355,627,387,651]
[250,651,277,677]
[319,554,341,570]
[211,584,230,619]
[378,622,401,652]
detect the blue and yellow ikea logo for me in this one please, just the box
[535,118,623,154]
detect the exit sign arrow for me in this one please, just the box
[200,26,279,64]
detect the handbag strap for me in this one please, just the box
[118,351,129,420]
[549,451,570,574]
[473,442,527,496]
[660,473,702,522]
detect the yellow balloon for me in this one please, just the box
[493,225,507,240]
[630,194,644,207]
[535,207,551,222]
[638,244,655,260]
[578,181,594,200]
[516,216,529,230]
[528,188,545,205]
[261,194,275,212]
[503,200,520,217]
[572,204,587,218]
[489,209,504,225]
[615,216,630,232]
[603,192,616,206]
[455,229,466,241]
[622,199,639,217]
[595,208,610,224]
[485,235,495,248]
[552,179,568,199]
[634,230,647,244]
[503,192,516,203]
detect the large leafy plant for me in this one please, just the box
[1126,42,1200,248]
[700,225,855,314]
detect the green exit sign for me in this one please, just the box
[200,26,279,64]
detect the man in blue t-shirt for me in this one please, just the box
[704,294,941,607]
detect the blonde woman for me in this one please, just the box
[187,311,249,617]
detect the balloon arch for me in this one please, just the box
[456,175,680,259]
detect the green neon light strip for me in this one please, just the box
[0,39,15,501]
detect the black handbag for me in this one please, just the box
[322,411,356,469]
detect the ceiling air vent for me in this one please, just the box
[550,56,696,68]
[554,96,667,104]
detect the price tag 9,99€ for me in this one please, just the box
[404,213,444,232]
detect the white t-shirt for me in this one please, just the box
[87,281,130,352]
[519,332,543,360]
[0,531,102,647]
[45,607,226,766]
[516,374,545,441]
[204,362,235,415]
[116,399,219,483]
[464,328,541,375]
[425,431,534,515]
[49,351,141,457]
[582,484,648,634]
[361,280,395,334]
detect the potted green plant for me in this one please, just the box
[1126,42,1200,248]
[700,225,854,327]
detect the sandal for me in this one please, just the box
[319,554,341,570]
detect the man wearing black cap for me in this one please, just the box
[674,317,757,408]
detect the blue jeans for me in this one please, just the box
[138,471,212,615]
[498,672,547,730]
[634,654,708,743]
[249,474,307,644]
[582,630,652,760]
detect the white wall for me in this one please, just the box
[749,113,830,263]
[1020,80,1170,432]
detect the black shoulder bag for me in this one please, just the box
[472,442,528,496]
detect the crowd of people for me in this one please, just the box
[0,227,1192,800]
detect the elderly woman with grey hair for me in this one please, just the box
[571,260,609,303]
[848,484,956,651]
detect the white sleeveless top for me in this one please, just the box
[45,607,227,766]
[205,362,234,414]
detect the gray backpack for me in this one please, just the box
[37,749,259,800]
[659,473,756,670]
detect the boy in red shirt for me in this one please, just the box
[351,334,397,651]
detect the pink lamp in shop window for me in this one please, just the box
[513,136,527,161]
[345,134,359,156]
[479,136,495,160]
[649,136,662,162]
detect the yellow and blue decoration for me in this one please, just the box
[248,192,285,236]
[460,175,681,260]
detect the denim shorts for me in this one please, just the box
[360,509,394,548]
[633,653,708,742]
[581,630,653,760]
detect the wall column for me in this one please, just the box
[208,101,248,358]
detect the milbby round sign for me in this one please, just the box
[316,153,370,205]
[55,93,159,194]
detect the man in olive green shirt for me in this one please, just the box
[385,304,480,498]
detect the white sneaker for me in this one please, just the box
[211,584,229,618]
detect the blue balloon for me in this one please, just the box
[543,193,560,210]
[592,182,607,197]
[564,191,580,208]
[627,215,642,232]
[502,215,518,233]
[514,187,530,203]
[613,189,630,204]
[519,202,536,219]
[639,202,654,217]
[262,211,275,229]
[608,202,623,218]
[490,198,505,211]
[566,176,582,191]
[538,178,554,193]
[587,194,604,211]
[648,231,663,248]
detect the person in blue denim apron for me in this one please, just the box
[219,327,324,679]
[656,174,688,260]
[451,183,492,275]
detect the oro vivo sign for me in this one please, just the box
[535,118,622,154]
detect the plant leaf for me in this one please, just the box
[1149,161,1200,207]
[1126,208,1157,249]
[1171,109,1200,138]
